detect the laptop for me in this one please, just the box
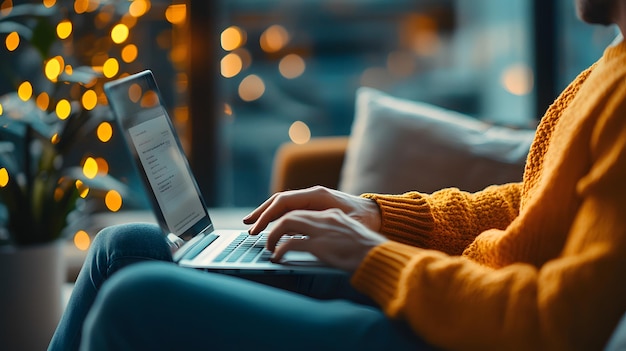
[103,70,341,275]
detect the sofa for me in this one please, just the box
[271,87,535,195]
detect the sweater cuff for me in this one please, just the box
[351,240,421,317]
[361,192,434,243]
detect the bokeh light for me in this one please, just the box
[17,81,33,101]
[45,56,65,81]
[501,63,534,96]
[36,92,50,111]
[279,54,306,79]
[129,0,150,18]
[128,83,142,102]
[5,31,19,51]
[260,25,289,53]
[75,179,89,198]
[82,157,98,179]
[95,157,109,175]
[97,122,113,142]
[111,23,129,44]
[238,75,265,102]
[165,4,186,25]
[221,26,245,51]
[121,44,138,63]
[140,90,159,108]
[289,121,311,145]
[56,99,71,120]
[221,53,243,78]
[82,89,98,110]
[0,168,9,187]
[103,57,119,78]
[73,230,91,251]
[105,190,123,212]
[56,20,72,39]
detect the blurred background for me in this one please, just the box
[0,0,618,251]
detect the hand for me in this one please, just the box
[243,186,386,271]
[244,186,382,234]
[265,208,388,272]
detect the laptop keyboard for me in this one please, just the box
[213,232,306,263]
[213,233,273,263]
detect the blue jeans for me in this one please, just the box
[48,223,430,351]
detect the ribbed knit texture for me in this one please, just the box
[353,41,626,350]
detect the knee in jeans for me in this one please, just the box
[92,223,163,252]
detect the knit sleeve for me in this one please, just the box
[352,71,626,350]
[362,182,522,255]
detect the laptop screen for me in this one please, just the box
[104,70,213,240]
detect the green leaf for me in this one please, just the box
[29,16,56,59]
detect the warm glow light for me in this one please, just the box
[74,0,89,14]
[260,25,289,53]
[501,63,534,96]
[73,230,91,251]
[5,31,19,51]
[165,4,186,25]
[221,26,245,51]
[289,121,311,145]
[0,103,3,115]
[43,0,56,8]
[75,180,89,198]
[103,57,119,78]
[111,23,129,44]
[121,44,138,63]
[36,92,50,110]
[95,157,109,175]
[97,122,113,142]
[128,83,142,102]
[55,99,71,120]
[140,90,159,108]
[279,54,306,79]
[82,89,98,110]
[105,190,123,212]
[238,75,265,102]
[129,0,150,18]
[56,20,72,39]
[0,0,12,16]
[221,53,243,78]
[45,56,65,81]
[0,168,9,187]
[82,157,98,179]
[51,133,60,144]
[17,81,33,101]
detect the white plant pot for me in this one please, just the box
[0,240,65,351]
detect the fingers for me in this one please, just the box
[244,186,330,235]
[270,235,310,263]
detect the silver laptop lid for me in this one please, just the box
[104,70,213,241]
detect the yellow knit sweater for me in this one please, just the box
[352,41,626,350]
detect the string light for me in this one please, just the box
[0,168,9,187]
[17,81,32,101]
[5,31,19,51]
[57,20,72,39]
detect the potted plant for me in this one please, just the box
[0,3,134,349]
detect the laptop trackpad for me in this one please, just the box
[280,251,326,266]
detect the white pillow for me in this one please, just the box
[338,87,535,195]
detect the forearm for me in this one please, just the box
[362,182,522,255]
[351,238,626,351]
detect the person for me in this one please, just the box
[49,0,626,350]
